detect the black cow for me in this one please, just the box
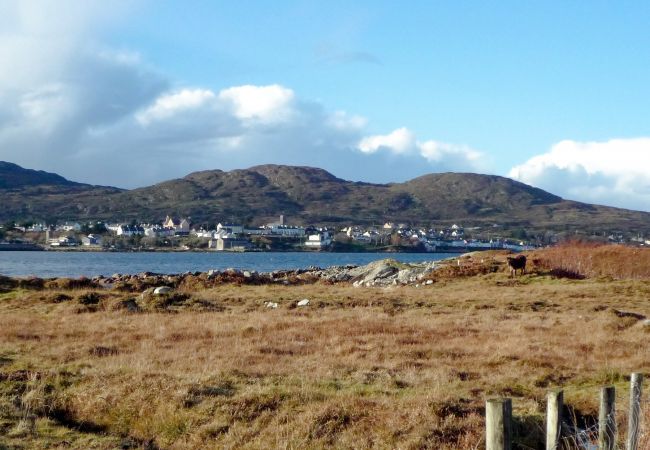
[506,255,527,277]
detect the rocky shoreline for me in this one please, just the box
[0,252,508,293]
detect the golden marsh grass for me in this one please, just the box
[1,246,650,449]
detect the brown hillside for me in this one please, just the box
[1,162,649,236]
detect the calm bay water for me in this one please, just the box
[0,251,457,278]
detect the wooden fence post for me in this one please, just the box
[599,386,616,450]
[486,398,512,450]
[546,389,563,450]
[627,373,643,450]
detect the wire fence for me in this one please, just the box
[558,387,649,450]
[557,391,648,450]
[560,420,600,449]
[486,374,648,450]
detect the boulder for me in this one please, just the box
[297,299,310,307]
[396,268,420,284]
[348,259,399,285]
[153,286,172,295]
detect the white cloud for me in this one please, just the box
[327,110,367,131]
[136,89,216,125]
[419,140,482,165]
[509,138,650,211]
[0,0,492,190]
[358,127,415,154]
[356,128,485,173]
[218,84,295,123]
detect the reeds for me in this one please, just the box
[531,242,650,279]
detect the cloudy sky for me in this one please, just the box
[1,1,650,211]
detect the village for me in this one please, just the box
[0,214,547,252]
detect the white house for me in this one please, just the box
[163,216,191,234]
[305,231,332,248]
[81,234,102,246]
[193,228,230,239]
[217,223,244,235]
[212,236,252,251]
[144,225,175,237]
[50,235,78,247]
[117,225,144,236]
[269,225,305,237]
[59,222,82,232]
[105,223,121,233]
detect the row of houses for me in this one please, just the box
[48,234,102,247]
[97,215,331,250]
[23,213,541,252]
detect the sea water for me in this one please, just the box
[0,251,457,278]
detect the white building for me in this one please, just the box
[26,223,47,232]
[50,235,78,247]
[144,225,175,237]
[163,216,191,234]
[217,223,244,235]
[59,222,81,232]
[305,231,332,248]
[117,225,144,236]
[269,225,305,237]
[212,236,252,251]
[81,234,102,246]
[105,223,121,233]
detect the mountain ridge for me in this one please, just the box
[0,161,648,236]
[0,161,121,190]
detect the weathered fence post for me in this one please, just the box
[599,386,616,450]
[546,389,563,450]
[627,373,644,450]
[486,398,512,450]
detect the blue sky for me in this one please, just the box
[1,1,650,210]
[112,1,650,149]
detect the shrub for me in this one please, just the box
[78,292,103,305]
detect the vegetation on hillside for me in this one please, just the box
[1,162,650,238]
[529,242,650,280]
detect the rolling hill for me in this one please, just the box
[0,162,123,222]
[0,161,649,236]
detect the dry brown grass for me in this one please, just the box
[529,242,650,280]
[1,248,650,449]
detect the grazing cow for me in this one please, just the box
[507,255,527,277]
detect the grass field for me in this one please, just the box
[1,245,649,449]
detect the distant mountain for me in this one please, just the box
[0,161,83,189]
[0,161,649,236]
[0,161,123,222]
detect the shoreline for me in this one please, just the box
[0,254,469,286]
[3,245,497,254]
[0,251,466,279]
